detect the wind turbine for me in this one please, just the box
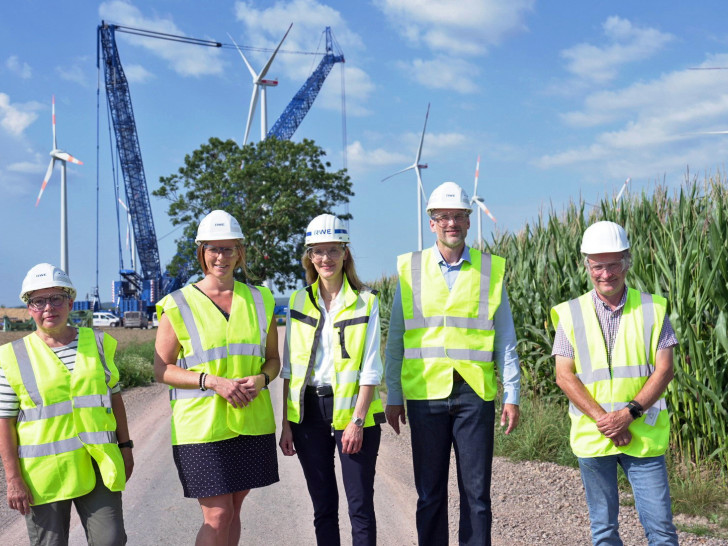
[615,177,631,203]
[469,155,497,250]
[36,96,83,275]
[118,198,136,271]
[382,103,430,250]
[228,23,292,146]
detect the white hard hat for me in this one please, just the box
[581,221,630,254]
[20,263,76,304]
[305,214,350,246]
[426,182,472,214]
[195,210,244,245]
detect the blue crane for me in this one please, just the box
[267,27,344,140]
[97,22,343,313]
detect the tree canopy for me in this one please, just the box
[154,137,353,291]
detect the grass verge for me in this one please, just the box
[115,341,155,388]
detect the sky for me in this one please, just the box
[3,0,728,307]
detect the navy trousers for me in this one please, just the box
[407,380,495,546]
[290,389,381,546]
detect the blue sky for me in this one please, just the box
[3,0,728,306]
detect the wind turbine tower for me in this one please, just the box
[36,96,83,275]
[229,23,293,145]
[470,155,496,249]
[382,103,430,250]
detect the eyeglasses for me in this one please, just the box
[28,293,69,311]
[203,244,237,258]
[588,260,626,275]
[307,245,345,261]
[431,212,470,226]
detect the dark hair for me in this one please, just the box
[301,245,365,291]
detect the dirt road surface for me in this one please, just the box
[0,327,725,544]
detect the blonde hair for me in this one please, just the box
[302,245,365,292]
[197,240,254,280]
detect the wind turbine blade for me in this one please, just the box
[55,152,83,165]
[36,159,55,207]
[414,103,430,164]
[473,154,480,195]
[117,197,128,211]
[381,164,414,182]
[474,199,497,223]
[52,95,57,150]
[258,23,293,81]
[227,32,258,79]
[615,177,630,203]
[415,166,426,204]
[243,86,260,146]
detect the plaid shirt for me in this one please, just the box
[551,287,678,363]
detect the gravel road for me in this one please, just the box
[0,327,725,544]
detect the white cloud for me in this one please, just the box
[99,1,224,77]
[347,140,409,173]
[56,61,89,87]
[537,58,728,180]
[124,64,155,83]
[0,93,40,136]
[375,0,535,56]
[561,16,674,84]
[7,161,44,174]
[6,56,32,79]
[399,57,480,94]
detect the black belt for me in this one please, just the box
[305,385,334,397]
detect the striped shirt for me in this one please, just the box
[0,331,121,418]
[551,288,678,363]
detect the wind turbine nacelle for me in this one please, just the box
[259,79,279,86]
[417,163,428,169]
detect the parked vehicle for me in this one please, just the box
[93,312,121,327]
[123,311,148,329]
[151,312,159,328]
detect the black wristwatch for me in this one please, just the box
[626,400,643,420]
[118,440,134,449]
[262,372,270,387]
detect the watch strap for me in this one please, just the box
[118,440,134,449]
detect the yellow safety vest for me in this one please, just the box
[286,275,385,430]
[156,281,275,445]
[398,247,505,401]
[0,328,125,506]
[551,288,670,458]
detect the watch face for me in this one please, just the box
[352,417,365,427]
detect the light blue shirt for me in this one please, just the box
[384,244,521,405]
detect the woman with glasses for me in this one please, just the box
[154,210,280,545]
[0,263,132,545]
[279,214,384,546]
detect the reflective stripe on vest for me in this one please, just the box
[569,398,667,417]
[403,347,494,362]
[568,292,656,385]
[13,333,113,424]
[18,430,118,458]
[168,286,268,399]
[405,251,494,331]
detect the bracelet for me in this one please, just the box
[199,373,207,391]
[262,372,270,387]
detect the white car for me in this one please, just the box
[93,312,121,327]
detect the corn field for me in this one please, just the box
[370,174,728,471]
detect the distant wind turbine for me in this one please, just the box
[36,96,83,275]
[382,103,430,250]
[615,177,631,203]
[118,198,136,271]
[228,23,293,145]
[469,155,497,249]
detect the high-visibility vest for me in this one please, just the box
[286,275,385,430]
[551,288,670,458]
[156,281,275,445]
[398,247,506,401]
[0,328,125,506]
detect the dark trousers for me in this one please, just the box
[290,390,381,546]
[407,380,495,546]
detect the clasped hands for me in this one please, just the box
[596,408,633,447]
[210,375,264,408]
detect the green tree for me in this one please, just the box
[154,137,353,291]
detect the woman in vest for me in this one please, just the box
[0,263,132,545]
[154,210,280,546]
[279,214,384,546]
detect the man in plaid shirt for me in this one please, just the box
[551,221,678,546]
